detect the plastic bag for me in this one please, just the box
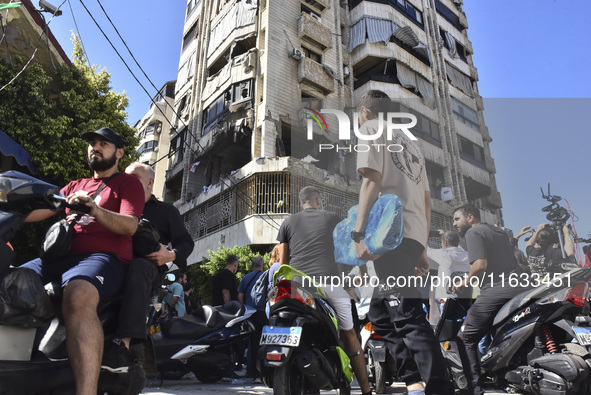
[333,194,404,266]
[0,268,55,327]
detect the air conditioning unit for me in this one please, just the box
[343,66,350,77]
[291,48,305,61]
[156,125,162,134]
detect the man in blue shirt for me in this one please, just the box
[163,272,187,317]
[238,256,265,308]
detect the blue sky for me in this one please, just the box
[42,0,591,257]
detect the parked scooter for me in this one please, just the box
[437,267,591,394]
[258,265,353,395]
[0,171,145,394]
[143,299,256,383]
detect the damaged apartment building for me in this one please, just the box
[151,0,503,264]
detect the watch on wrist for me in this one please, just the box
[351,230,365,243]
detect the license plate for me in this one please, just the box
[573,326,591,346]
[260,326,302,347]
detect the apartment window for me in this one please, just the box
[186,0,200,18]
[435,0,463,31]
[458,136,486,169]
[425,161,445,200]
[202,92,230,135]
[398,104,441,147]
[353,59,398,90]
[145,124,155,137]
[451,97,480,131]
[395,0,423,25]
[169,131,186,166]
[440,29,468,63]
[301,93,323,111]
[182,20,198,50]
[301,4,321,19]
[138,140,158,155]
[302,46,322,64]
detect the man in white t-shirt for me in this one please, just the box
[353,90,452,395]
[427,230,470,324]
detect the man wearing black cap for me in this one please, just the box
[22,127,145,394]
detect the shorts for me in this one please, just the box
[21,252,126,300]
[324,286,354,331]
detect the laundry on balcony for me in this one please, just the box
[207,0,258,57]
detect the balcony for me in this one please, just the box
[183,165,359,241]
[298,12,332,50]
[298,57,335,94]
[485,154,496,173]
[482,190,502,209]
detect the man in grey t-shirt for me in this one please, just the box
[453,203,528,395]
[277,186,371,395]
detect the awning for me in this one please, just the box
[349,16,400,52]
[393,25,419,47]
[0,129,36,173]
[446,62,474,97]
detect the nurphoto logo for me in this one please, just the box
[303,108,419,153]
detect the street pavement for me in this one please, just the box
[141,374,508,394]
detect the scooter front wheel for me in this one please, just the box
[273,357,305,395]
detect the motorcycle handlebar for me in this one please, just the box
[48,194,92,214]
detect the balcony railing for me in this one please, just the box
[184,172,359,240]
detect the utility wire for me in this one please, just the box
[67,0,92,69]
[0,0,66,92]
[79,0,281,230]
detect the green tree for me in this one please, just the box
[187,244,270,306]
[0,34,139,262]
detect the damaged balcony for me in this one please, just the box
[298,12,332,51]
[298,57,335,94]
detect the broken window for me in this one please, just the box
[425,161,445,200]
[458,136,486,169]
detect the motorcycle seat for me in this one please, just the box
[214,301,245,323]
[493,287,539,326]
[162,306,226,339]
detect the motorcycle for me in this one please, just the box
[0,170,145,394]
[143,298,256,383]
[437,267,591,394]
[258,264,353,395]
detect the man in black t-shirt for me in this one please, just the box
[452,203,528,395]
[212,255,239,305]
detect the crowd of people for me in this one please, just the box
[11,89,588,395]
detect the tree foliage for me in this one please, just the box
[0,34,139,262]
[186,243,270,306]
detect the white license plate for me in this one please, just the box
[573,326,591,346]
[260,326,302,347]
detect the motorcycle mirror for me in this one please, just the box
[165,273,176,282]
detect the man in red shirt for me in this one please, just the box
[22,127,144,394]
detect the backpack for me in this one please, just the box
[250,269,270,309]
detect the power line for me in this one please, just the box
[67,0,92,69]
[0,0,66,92]
[78,0,281,230]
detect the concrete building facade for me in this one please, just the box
[135,81,176,200]
[162,0,503,264]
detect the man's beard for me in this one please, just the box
[88,152,117,171]
[456,223,470,238]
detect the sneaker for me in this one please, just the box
[101,339,131,374]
